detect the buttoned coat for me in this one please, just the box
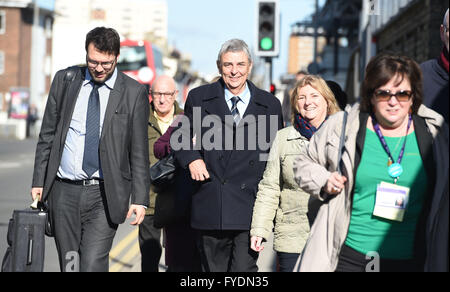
[32,66,150,225]
[174,79,283,230]
[250,126,319,253]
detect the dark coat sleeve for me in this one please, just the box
[174,91,203,168]
[129,85,151,206]
[32,70,65,187]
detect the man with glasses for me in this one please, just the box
[139,75,182,272]
[31,27,150,272]
[421,8,449,123]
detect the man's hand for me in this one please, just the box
[188,159,210,181]
[324,172,347,195]
[31,187,43,202]
[127,204,146,225]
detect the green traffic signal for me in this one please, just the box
[260,37,273,50]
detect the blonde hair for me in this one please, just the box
[290,75,341,124]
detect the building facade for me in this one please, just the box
[0,0,53,139]
[288,23,327,74]
[346,0,448,100]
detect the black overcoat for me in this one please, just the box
[174,79,283,230]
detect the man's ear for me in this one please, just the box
[217,61,222,75]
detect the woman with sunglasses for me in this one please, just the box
[293,54,449,272]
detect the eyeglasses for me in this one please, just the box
[86,57,116,70]
[152,91,176,99]
[373,89,413,102]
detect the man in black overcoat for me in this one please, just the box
[174,39,283,272]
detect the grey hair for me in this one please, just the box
[444,9,449,26]
[216,39,253,67]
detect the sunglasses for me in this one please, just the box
[373,89,413,102]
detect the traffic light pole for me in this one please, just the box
[264,57,273,92]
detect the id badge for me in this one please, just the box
[373,182,410,222]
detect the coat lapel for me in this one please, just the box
[101,72,124,141]
[203,79,269,127]
[60,68,84,149]
[203,80,230,124]
[238,81,269,128]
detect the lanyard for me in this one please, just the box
[372,114,412,182]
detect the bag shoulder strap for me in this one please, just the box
[337,111,348,174]
[57,66,79,112]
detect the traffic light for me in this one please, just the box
[255,0,280,57]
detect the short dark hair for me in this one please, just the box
[85,27,120,56]
[360,53,423,114]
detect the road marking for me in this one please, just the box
[0,162,22,169]
[109,228,138,258]
[110,241,140,272]
[109,228,139,272]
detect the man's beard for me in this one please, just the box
[89,66,115,83]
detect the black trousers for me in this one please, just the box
[138,215,162,272]
[335,244,421,272]
[165,219,201,272]
[277,252,300,272]
[49,180,118,272]
[196,230,259,272]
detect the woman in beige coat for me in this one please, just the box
[294,54,449,272]
[250,75,340,272]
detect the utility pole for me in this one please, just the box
[264,57,273,92]
[313,0,319,65]
[30,0,40,106]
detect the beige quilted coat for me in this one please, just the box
[250,126,318,253]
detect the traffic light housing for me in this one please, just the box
[255,0,280,57]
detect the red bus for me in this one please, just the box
[117,39,164,100]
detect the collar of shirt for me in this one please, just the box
[83,67,118,89]
[224,82,251,105]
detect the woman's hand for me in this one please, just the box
[324,172,347,195]
[250,236,265,252]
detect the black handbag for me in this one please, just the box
[149,153,177,193]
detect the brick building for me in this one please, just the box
[288,23,327,75]
[0,0,53,138]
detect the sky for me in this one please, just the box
[166,0,325,80]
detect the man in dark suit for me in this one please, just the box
[173,39,283,272]
[30,27,150,272]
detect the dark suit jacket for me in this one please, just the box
[32,66,150,225]
[174,79,283,230]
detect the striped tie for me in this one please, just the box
[231,96,241,125]
[82,82,102,178]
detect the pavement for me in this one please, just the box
[109,224,277,272]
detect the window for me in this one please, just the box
[0,51,4,75]
[0,10,5,34]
